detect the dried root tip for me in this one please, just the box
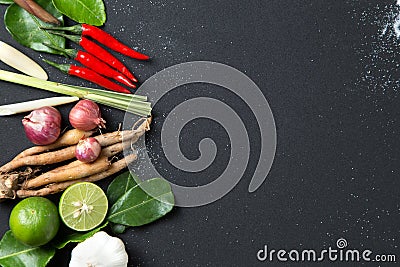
[133,116,152,132]
[0,168,35,199]
[123,116,152,145]
[94,117,151,146]
[0,174,18,199]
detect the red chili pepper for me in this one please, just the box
[81,24,150,61]
[43,43,136,88]
[79,38,138,83]
[47,31,137,83]
[43,59,131,94]
[75,50,136,88]
[42,24,150,61]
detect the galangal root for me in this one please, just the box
[0,117,151,200]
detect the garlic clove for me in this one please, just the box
[69,231,128,267]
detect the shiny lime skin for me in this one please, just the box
[9,197,60,247]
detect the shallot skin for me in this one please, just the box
[75,137,101,163]
[22,106,61,145]
[69,99,106,131]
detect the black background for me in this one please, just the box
[0,0,399,266]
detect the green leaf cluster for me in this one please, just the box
[0,231,55,267]
[4,0,65,55]
[107,172,175,233]
[3,0,107,54]
[0,224,107,266]
[0,172,174,265]
[52,0,106,26]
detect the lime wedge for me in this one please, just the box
[59,182,108,231]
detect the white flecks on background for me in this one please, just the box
[149,0,168,8]
[394,15,400,37]
[354,1,400,93]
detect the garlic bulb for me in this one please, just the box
[69,231,128,267]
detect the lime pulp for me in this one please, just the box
[59,182,108,231]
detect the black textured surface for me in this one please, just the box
[0,0,399,266]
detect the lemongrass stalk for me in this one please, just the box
[89,98,150,115]
[0,70,151,116]
[69,84,147,102]
[0,70,147,101]
[85,94,151,114]
[0,41,48,80]
[0,70,85,96]
[0,96,79,116]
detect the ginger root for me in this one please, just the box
[0,117,151,199]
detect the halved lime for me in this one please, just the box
[59,182,108,231]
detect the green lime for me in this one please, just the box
[59,182,108,231]
[9,197,60,247]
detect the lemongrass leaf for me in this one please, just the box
[0,96,79,116]
[0,70,151,116]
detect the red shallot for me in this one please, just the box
[22,106,61,145]
[69,100,106,131]
[75,137,101,163]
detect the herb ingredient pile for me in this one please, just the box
[0,0,175,266]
